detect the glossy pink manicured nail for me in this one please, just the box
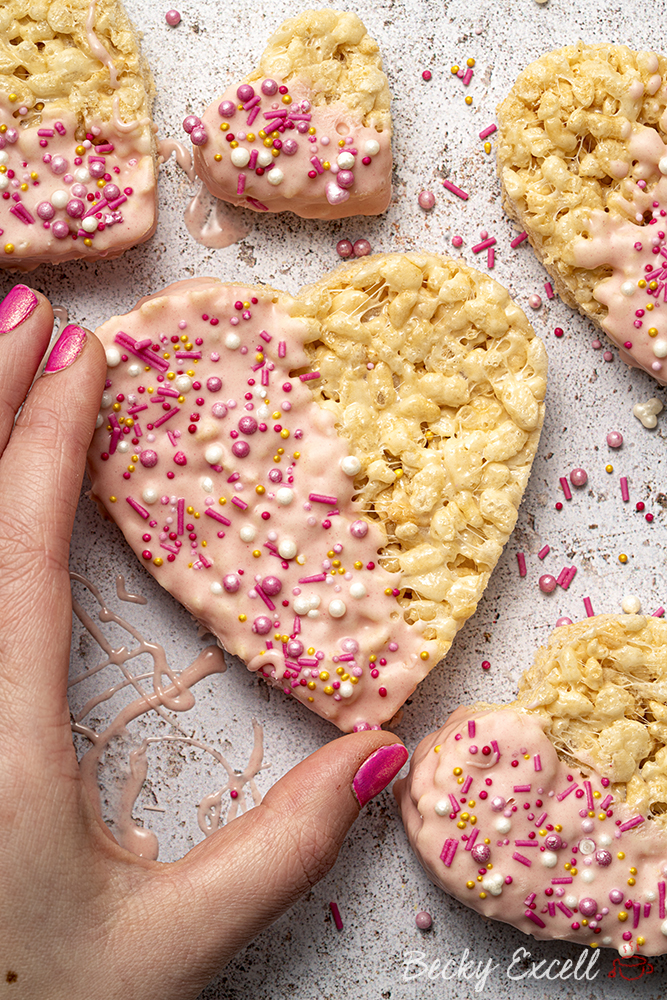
[44,324,87,374]
[0,284,38,334]
[353,743,408,807]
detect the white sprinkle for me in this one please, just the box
[105,346,121,367]
[82,216,98,233]
[210,582,223,595]
[51,190,68,209]
[239,524,257,542]
[494,816,511,834]
[349,582,367,599]
[328,599,346,618]
[204,444,224,465]
[276,487,294,506]
[278,538,297,559]
[267,167,284,186]
[231,147,250,168]
[174,375,192,393]
[339,680,354,698]
[340,455,361,476]
[225,333,241,350]
[142,488,159,505]
[541,851,558,868]
[364,139,380,156]
[621,594,642,614]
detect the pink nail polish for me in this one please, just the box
[44,324,87,374]
[353,743,408,808]
[0,283,38,334]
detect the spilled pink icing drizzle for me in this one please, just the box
[70,571,265,860]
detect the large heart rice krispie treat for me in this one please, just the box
[189,10,392,219]
[87,253,546,731]
[0,0,158,270]
[397,614,667,957]
[497,43,667,383]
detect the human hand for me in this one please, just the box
[0,284,408,1000]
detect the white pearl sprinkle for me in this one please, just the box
[51,190,68,209]
[225,333,241,350]
[210,582,223,595]
[339,680,354,698]
[204,444,223,465]
[239,524,256,542]
[230,147,250,168]
[340,455,361,476]
[349,582,367,599]
[278,538,298,559]
[267,167,284,186]
[364,139,380,156]
[175,375,192,393]
[328,599,346,618]
[105,346,121,367]
[541,851,558,868]
[276,488,294,506]
[142,488,159,505]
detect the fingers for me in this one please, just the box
[0,285,54,457]
[0,319,107,748]
[126,732,408,997]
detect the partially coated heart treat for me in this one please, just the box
[497,43,667,383]
[189,10,392,219]
[396,614,667,957]
[0,0,158,270]
[87,253,546,731]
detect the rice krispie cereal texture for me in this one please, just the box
[497,43,667,382]
[396,615,667,956]
[87,253,546,731]
[191,9,393,219]
[0,0,158,269]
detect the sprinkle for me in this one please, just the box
[462,68,474,86]
[246,197,269,211]
[513,785,531,793]
[534,812,547,827]
[514,840,539,847]
[633,903,641,928]
[329,902,343,931]
[478,124,497,140]
[165,9,181,26]
[599,795,613,811]
[461,775,472,795]
[205,508,231,526]
[309,493,337,504]
[417,190,436,211]
[583,597,595,617]
[442,179,469,200]
[487,248,494,269]
[440,838,458,867]
[559,477,572,500]
[652,607,665,618]
[620,476,630,502]
[481,660,491,671]
[449,793,461,815]
[537,545,550,560]
[618,816,645,832]
[544,282,554,299]
[584,781,594,810]
[468,720,476,738]
[231,497,248,510]
[472,237,496,254]
[513,852,532,867]
[556,902,573,917]
[299,371,320,382]
[557,782,579,801]
[491,740,500,759]
[236,173,246,196]
[152,407,180,428]
[659,881,666,918]
[525,910,546,928]
[422,70,432,82]
[177,498,185,535]
[126,497,150,519]
[516,552,527,577]
[534,755,542,772]
[510,231,528,249]
[464,827,479,851]
[551,877,573,884]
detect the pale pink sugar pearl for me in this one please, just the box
[539,574,557,594]
[165,9,181,25]
[606,430,623,448]
[415,911,432,930]
[418,190,436,211]
[556,617,573,627]
[569,467,588,487]
[336,239,354,259]
[353,239,372,257]
[529,293,542,309]
[452,235,463,248]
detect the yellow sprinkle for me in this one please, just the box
[618,911,628,922]
[638,279,647,288]
[395,468,403,478]
[484,141,492,154]
[8,94,17,103]
[457,821,466,830]
[308,127,316,136]
[97,179,106,189]
[649,281,659,290]
[20,183,28,192]
[272,149,280,158]
[570,868,577,875]
[293,452,300,459]
[247,133,255,142]
[109,496,117,503]
[629,867,637,875]
[465,96,473,106]
[280,429,290,439]
[252,549,261,558]
[451,65,460,74]
[166,372,175,380]
[369,654,377,663]
[75,145,85,156]
[341,673,349,682]
[617,852,625,860]
[468,800,475,807]
[554,825,562,833]
[307,681,316,691]
[593,791,601,799]
[256,485,265,495]
[524,754,530,760]
[457,776,464,784]
[322,161,330,170]
[646,302,655,311]
[219,497,226,505]
[127,464,135,473]
[539,829,547,836]
[214,154,222,162]
[307,696,314,702]
[453,767,463,776]
[263,138,273,148]
[201,540,207,548]
[277,447,284,455]
[470,816,477,825]
[230,140,238,148]
[153,557,163,567]
[336,666,344,676]
[564,862,571,871]
[384,587,393,596]
[324,685,334,696]
[354,561,363,569]
[307,647,315,656]
[282,95,292,105]
[30,172,38,180]
[112,402,121,412]
[466,881,475,889]
[338,139,346,147]
[319,671,329,681]
[238,614,247,622]
[4,244,14,254]
[649,327,659,336]
[434,745,441,753]
[637,936,646,946]
[581,919,588,927]
[605,464,613,473]
[598,813,606,821]
[83,238,93,247]
[588,811,595,818]
[627,877,636,886]
[478,892,487,899]
[420,651,430,661]
[467,57,475,67]
[619,553,628,564]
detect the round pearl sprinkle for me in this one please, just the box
[606,431,623,448]
[481,660,490,671]
[336,239,354,259]
[528,294,542,310]
[418,190,436,211]
[452,235,463,248]
[165,9,181,26]
[554,327,564,338]
[556,617,573,627]
[539,574,557,594]
[415,911,432,929]
[569,468,588,487]
[621,595,642,614]
[353,239,372,257]
[421,70,432,82]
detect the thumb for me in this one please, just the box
[133,732,407,996]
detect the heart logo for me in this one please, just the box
[187,10,392,219]
[497,42,667,383]
[396,613,667,957]
[88,252,546,731]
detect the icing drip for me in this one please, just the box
[69,572,265,860]
[158,138,196,182]
[183,179,252,248]
[85,1,119,89]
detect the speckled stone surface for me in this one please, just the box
[8,0,667,995]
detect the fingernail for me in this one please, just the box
[0,284,38,334]
[44,324,87,374]
[353,743,408,808]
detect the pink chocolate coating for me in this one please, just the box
[0,97,157,271]
[192,78,391,219]
[87,279,437,732]
[396,707,667,957]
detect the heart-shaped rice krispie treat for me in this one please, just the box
[397,614,667,957]
[0,0,158,270]
[497,43,667,383]
[188,9,392,219]
[87,253,546,731]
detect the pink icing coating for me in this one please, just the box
[87,279,437,732]
[192,78,391,219]
[396,707,667,957]
[574,119,667,383]
[0,96,157,270]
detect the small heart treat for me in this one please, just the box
[87,253,546,731]
[497,43,667,383]
[189,10,392,219]
[396,614,667,957]
[0,0,158,270]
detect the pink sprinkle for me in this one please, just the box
[472,237,496,254]
[449,794,460,815]
[440,838,458,867]
[544,282,554,299]
[309,493,337,505]
[236,173,246,196]
[442,179,469,200]
[464,827,479,851]
[525,910,546,928]
[514,840,539,847]
[231,497,248,510]
[583,597,594,617]
[559,477,572,500]
[278,341,286,358]
[205,509,231,526]
[633,902,641,928]
[510,231,528,249]
[165,9,181,26]
[618,816,644,832]
[248,149,258,170]
[516,552,527,577]
[310,156,324,175]
[659,881,666,918]
[246,197,269,211]
[620,476,629,502]
[652,607,665,617]
[479,124,497,140]
[452,234,463,248]
[562,567,577,589]
[534,811,547,827]
[422,69,432,81]
[513,785,531,793]
[512,852,532,867]
[126,497,150,520]
[299,371,320,382]
[298,573,327,584]
[461,775,472,795]
[584,780,594,810]
[534,755,542,772]
[329,902,343,931]
[557,783,579,801]
[551,877,573,884]
[468,720,476,738]
[487,247,494,269]
[462,68,474,86]
[537,545,550,560]
[556,901,573,918]
[177,498,185,535]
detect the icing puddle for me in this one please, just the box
[69,571,266,860]
[184,180,253,248]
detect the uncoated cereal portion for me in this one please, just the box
[292,252,547,656]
